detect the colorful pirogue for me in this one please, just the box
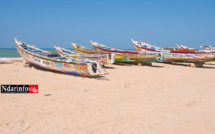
[90,40,157,63]
[54,45,115,65]
[15,38,108,76]
[200,45,215,50]
[131,39,215,63]
[131,39,215,54]
[72,42,108,55]
[72,42,137,63]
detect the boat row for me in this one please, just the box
[131,39,215,63]
[15,38,215,77]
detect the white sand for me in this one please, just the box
[0,62,215,134]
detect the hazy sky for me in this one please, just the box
[0,0,214,49]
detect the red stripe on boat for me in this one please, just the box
[96,46,139,54]
[140,47,156,51]
[170,50,196,53]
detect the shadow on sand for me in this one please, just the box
[114,62,165,67]
[204,63,215,66]
[198,66,215,69]
[162,62,188,67]
[150,65,165,68]
[103,65,116,69]
[161,62,215,69]
[113,62,135,66]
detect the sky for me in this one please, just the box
[0,0,214,49]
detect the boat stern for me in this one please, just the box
[87,62,108,76]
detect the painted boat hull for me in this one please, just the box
[15,39,107,77]
[72,42,106,55]
[55,46,115,65]
[90,41,157,63]
[114,53,157,63]
[132,39,215,54]
[132,39,215,63]
[159,53,215,63]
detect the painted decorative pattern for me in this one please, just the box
[15,42,103,76]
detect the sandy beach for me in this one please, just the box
[1,61,215,134]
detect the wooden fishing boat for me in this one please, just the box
[164,44,198,53]
[200,45,215,50]
[131,39,215,54]
[72,42,140,63]
[15,38,108,76]
[90,40,141,54]
[90,40,157,63]
[72,42,109,55]
[161,53,215,63]
[132,38,195,53]
[132,39,215,63]
[131,39,162,52]
[113,53,157,63]
[54,46,115,65]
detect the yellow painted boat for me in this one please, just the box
[72,42,156,63]
[72,42,108,55]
